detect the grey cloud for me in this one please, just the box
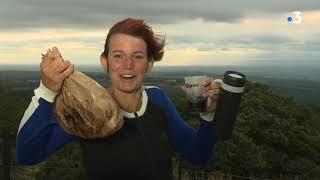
[167,33,320,54]
[168,34,296,46]
[167,35,213,44]
[212,34,313,51]
[305,42,320,51]
[252,51,320,63]
[1,0,319,29]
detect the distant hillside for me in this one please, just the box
[1,79,320,179]
[2,80,320,179]
[1,69,320,106]
[171,81,320,179]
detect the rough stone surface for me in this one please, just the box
[54,70,123,139]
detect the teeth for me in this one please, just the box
[121,74,134,78]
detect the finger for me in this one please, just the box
[46,49,54,59]
[45,49,57,62]
[57,61,71,73]
[41,54,47,64]
[206,97,217,113]
[53,56,64,65]
[210,81,222,89]
[207,94,219,101]
[50,57,65,73]
[203,89,220,98]
[207,94,220,102]
[205,82,221,92]
[51,47,62,59]
[59,64,74,79]
[41,48,53,62]
[180,85,187,93]
[213,79,223,83]
[202,80,211,87]
[202,77,214,87]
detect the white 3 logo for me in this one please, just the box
[292,11,302,24]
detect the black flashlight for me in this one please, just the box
[213,71,246,140]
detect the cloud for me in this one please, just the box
[0,1,319,66]
[1,0,319,29]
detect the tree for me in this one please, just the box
[173,81,320,179]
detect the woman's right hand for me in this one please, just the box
[40,47,74,93]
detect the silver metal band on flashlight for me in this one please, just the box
[214,78,244,93]
[221,83,244,93]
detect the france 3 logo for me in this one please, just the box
[287,11,302,24]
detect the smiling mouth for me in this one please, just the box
[120,74,136,79]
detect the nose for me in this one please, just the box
[123,57,134,69]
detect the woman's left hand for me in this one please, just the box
[202,77,222,113]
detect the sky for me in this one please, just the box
[0,0,319,67]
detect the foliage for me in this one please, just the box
[176,81,320,179]
[1,80,320,179]
[34,143,86,180]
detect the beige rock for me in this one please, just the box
[54,70,123,139]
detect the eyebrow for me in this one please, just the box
[110,50,145,54]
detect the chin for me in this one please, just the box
[118,85,141,93]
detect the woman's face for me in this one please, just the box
[101,33,153,93]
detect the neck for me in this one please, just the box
[108,87,142,113]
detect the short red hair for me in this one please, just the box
[103,18,165,62]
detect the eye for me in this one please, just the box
[135,55,144,59]
[112,54,123,59]
[133,54,145,61]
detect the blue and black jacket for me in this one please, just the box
[16,82,217,180]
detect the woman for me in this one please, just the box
[16,18,221,180]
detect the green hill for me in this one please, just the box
[1,80,320,179]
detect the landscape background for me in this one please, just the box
[1,64,320,179]
[1,0,320,179]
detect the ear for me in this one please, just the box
[147,60,154,73]
[100,53,109,73]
